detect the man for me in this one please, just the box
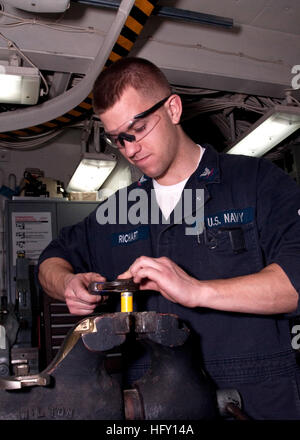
[38,57,300,419]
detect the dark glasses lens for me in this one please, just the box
[102,132,136,148]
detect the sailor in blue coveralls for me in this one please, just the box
[38,57,300,420]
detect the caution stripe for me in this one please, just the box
[125,15,143,35]
[43,121,58,128]
[121,23,140,43]
[1,0,158,139]
[130,6,149,26]
[12,130,28,137]
[23,126,42,134]
[135,0,155,16]
[68,109,83,117]
[117,34,134,52]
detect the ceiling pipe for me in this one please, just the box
[0,0,136,132]
[72,0,234,28]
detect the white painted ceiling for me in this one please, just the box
[0,0,299,155]
[160,0,300,35]
[1,0,299,90]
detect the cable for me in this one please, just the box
[175,85,292,149]
[172,85,220,96]
[0,129,65,150]
[178,86,282,115]
[0,31,49,96]
[0,9,105,35]
[142,36,286,68]
[0,119,85,150]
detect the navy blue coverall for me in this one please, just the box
[38,145,300,419]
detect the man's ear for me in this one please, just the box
[166,94,182,124]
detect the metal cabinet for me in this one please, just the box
[4,198,99,370]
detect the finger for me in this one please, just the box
[117,270,133,279]
[87,272,106,280]
[117,257,164,280]
[135,277,175,303]
[66,298,97,315]
[66,284,101,304]
[85,274,107,300]
[83,273,106,286]
[69,306,96,316]
[132,266,178,302]
[132,266,163,285]
[138,279,160,291]
[130,257,165,278]
[71,302,96,312]
[67,290,106,312]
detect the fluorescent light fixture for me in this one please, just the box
[66,153,117,192]
[5,0,70,13]
[226,106,300,157]
[0,65,41,105]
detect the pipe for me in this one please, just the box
[72,0,234,28]
[0,0,136,133]
[155,6,233,28]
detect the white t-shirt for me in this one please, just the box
[153,145,205,220]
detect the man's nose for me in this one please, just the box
[123,139,141,158]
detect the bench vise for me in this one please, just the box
[0,280,245,420]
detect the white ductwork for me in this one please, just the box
[0,0,135,132]
[4,0,71,13]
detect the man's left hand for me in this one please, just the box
[118,256,199,308]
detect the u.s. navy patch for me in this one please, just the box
[111,225,149,246]
[205,207,254,228]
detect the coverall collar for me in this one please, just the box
[137,143,221,190]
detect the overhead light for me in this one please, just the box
[66,153,117,192]
[0,64,41,105]
[226,105,300,157]
[5,0,70,13]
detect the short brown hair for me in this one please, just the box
[93,57,171,115]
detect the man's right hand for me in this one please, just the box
[64,272,106,315]
[38,258,107,315]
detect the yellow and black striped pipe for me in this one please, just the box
[0,0,158,141]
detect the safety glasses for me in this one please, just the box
[102,95,172,149]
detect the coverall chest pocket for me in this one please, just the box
[195,223,263,277]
